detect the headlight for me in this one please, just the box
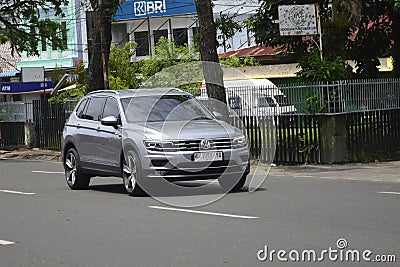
[143,140,176,152]
[232,135,247,148]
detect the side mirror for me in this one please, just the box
[101,116,119,128]
[213,111,223,120]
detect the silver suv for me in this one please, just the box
[61,88,249,196]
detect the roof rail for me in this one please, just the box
[87,90,118,95]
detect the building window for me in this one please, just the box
[173,28,188,47]
[12,94,22,102]
[62,22,68,49]
[134,31,149,56]
[153,29,168,45]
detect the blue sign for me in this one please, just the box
[114,0,196,21]
[0,82,54,95]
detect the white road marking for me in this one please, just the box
[0,239,15,245]
[377,191,400,195]
[181,180,219,184]
[148,206,258,219]
[31,171,64,174]
[271,174,314,178]
[0,190,36,195]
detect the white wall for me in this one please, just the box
[112,14,198,60]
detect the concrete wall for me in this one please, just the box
[319,114,348,163]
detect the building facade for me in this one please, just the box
[16,0,89,70]
[112,0,260,59]
[113,0,198,60]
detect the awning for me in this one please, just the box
[0,81,53,94]
[58,84,77,92]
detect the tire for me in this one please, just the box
[219,174,247,192]
[64,148,90,190]
[122,150,146,197]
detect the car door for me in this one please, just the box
[96,97,123,174]
[78,97,106,169]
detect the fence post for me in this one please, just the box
[24,122,36,148]
[320,114,348,163]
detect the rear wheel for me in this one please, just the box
[122,150,146,196]
[64,148,90,190]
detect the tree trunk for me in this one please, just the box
[391,8,400,77]
[86,0,115,93]
[195,0,227,118]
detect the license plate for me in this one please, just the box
[193,151,223,162]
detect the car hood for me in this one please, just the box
[131,119,242,140]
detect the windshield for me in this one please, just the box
[121,94,214,123]
[274,95,291,107]
[228,96,242,109]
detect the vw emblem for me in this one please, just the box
[200,139,212,149]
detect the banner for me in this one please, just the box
[114,0,196,21]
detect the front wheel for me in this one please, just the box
[122,150,146,197]
[64,148,90,190]
[219,174,247,192]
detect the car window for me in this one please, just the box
[102,97,120,119]
[75,98,88,119]
[121,95,214,123]
[258,97,276,107]
[83,97,105,121]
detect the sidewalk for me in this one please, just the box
[0,149,61,162]
[1,148,400,183]
[268,161,400,183]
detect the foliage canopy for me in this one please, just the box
[0,0,69,55]
[248,0,400,77]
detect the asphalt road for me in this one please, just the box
[0,159,399,267]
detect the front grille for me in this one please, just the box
[146,138,233,152]
[173,138,232,151]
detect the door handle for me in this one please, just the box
[96,127,101,132]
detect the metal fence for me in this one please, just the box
[194,78,400,115]
[346,109,400,162]
[0,122,25,147]
[277,78,400,114]
[0,100,77,123]
[1,79,399,162]
[0,102,34,122]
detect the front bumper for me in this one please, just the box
[142,147,250,181]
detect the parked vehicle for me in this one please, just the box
[199,79,297,116]
[61,88,250,196]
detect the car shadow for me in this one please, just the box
[88,181,266,197]
[89,184,126,194]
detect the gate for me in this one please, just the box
[33,100,66,149]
